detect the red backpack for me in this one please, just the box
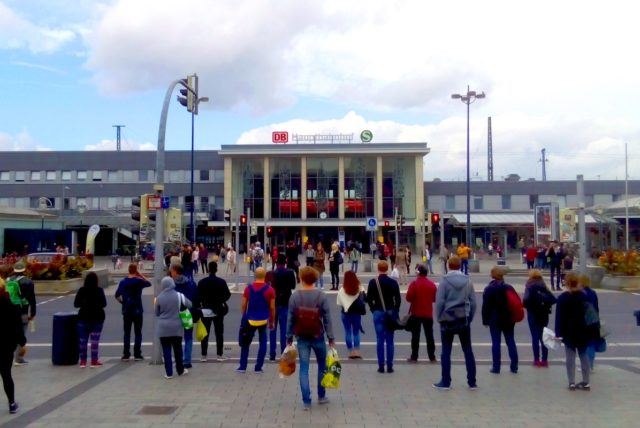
[506,288,525,323]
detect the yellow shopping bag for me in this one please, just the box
[195,319,208,342]
[320,348,341,389]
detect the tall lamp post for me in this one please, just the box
[451,86,485,250]
[38,197,53,251]
[188,95,209,244]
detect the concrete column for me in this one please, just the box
[577,175,586,275]
[301,157,307,219]
[376,156,383,241]
[415,155,425,257]
[263,157,270,220]
[338,156,345,219]
[223,157,233,247]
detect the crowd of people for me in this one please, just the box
[0,240,605,414]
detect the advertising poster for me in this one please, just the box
[165,208,182,243]
[559,208,576,242]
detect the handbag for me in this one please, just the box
[195,319,208,342]
[178,293,193,330]
[375,278,399,331]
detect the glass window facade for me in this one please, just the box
[473,195,483,210]
[344,157,376,218]
[501,195,511,210]
[62,171,71,181]
[307,158,338,219]
[31,171,41,181]
[108,170,118,182]
[15,171,25,182]
[271,158,301,219]
[382,157,415,218]
[123,170,136,181]
[77,171,87,181]
[232,159,264,218]
[46,171,56,181]
[0,171,9,181]
[199,170,210,181]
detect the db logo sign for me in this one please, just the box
[272,131,288,143]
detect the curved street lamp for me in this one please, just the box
[38,197,54,251]
[451,86,485,256]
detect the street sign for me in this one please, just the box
[366,217,378,231]
[272,131,289,143]
[360,129,373,143]
[147,196,161,209]
[161,196,170,209]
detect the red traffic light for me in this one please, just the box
[384,220,390,227]
[267,227,272,234]
[431,213,441,224]
[240,214,247,225]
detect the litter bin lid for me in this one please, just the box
[53,311,79,318]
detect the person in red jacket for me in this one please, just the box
[406,264,438,362]
[525,246,537,270]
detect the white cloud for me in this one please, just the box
[84,139,155,151]
[0,130,50,151]
[0,2,76,53]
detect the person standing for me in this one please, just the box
[0,279,26,414]
[406,264,437,363]
[432,256,477,390]
[456,243,471,275]
[74,272,107,368]
[394,247,408,286]
[155,276,191,378]
[198,243,209,275]
[522,269,556,367]
[170,264,199,369]
[581,276,600,372]
[305,243,315,267]
[525,245,537,270]
[6,261,36,366]
[481,267,519,374]
[348,244,360,273]
[237,268,275,373]
[269,254,297,361]
[328,243,342,291]
[115,263,151,361]
[367,261,401,373]
[191,244,200,275]
[286,266,335,410]
[555,273,595,390]
[337,271,366,359]
[197,261,230,362]
[313,243,327,289]
[181,244,193,280]
[226,246,237,274]
[546,241,564,291]
[252,242,265,269]
[425,243,434,274]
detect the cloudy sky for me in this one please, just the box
[0,0,638,181]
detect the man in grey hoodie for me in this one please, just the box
[432,256,477,390]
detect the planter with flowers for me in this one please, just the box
[598,250,640,291]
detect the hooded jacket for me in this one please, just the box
[481,279,516,328]
[155,276,192,338]
[435,270,476,323]
[173,274,198,317]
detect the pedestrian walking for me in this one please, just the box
[197,261,231,362]
[237,268,275,373]
[432,256,477,390]
[115,263,151,361]
[313,243,326,289]
[367,261,401,373]
[328,243,342,290]
[226,247,237,274]
[481,267,519,374]
[286,266,335,410]
[336,271,366,359]
[522,269,556,367]
[269,255,297,361]
[155,276,191,378]
[170,264,199,369]
[198,243,208,274]
[555,273,597,391]
[6,261,36,366]
[74,272,106,368]
[348,244,360,273]
[581,276,600,372]
[0,279,26,414]
[406,264,437,363]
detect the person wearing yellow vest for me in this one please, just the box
[456,243,471,275]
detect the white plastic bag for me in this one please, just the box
[542,327,561,351]
[390,267,399,279]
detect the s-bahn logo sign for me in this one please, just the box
[272,131,289,143]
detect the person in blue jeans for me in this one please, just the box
[287,267,335,410]
[433,256,477,390]
[366,261,401,373]
[171,264,199,369]
[482,267,519,374]
[269,255,297,360]
[336,271,365,359]
[237,268,275,373]
[522,269,556,367]
[581,278,600,371]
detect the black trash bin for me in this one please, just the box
[634,310,640,326]
[52,311,79,365]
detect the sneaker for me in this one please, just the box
[236,368,246,373]
[164,374,174,379]
[79,360,87,368]
[318,397,330,405]
[387,367,394,373]
[217,355,229,362]
[302,403,311,411]
[406,358,418,363]
[13,360,28,366]
[255,369,265,374]
[541,360,549,367]
[9,402,18,414]
[134,356,144,361]
[200,356,208,362]
[432,381,451,391]
[121,356,131,362]
[577,382,591,391]
[90,361,103,368]
[533,360,541,367]
[468,384,479,390]
[179,369,189,376]
[568,383,576,391]
[377,367,385,373]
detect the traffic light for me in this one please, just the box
[431,212,441,224]
[240,214,247,226]
[266,226,272,235]
[177,75,196,113]
[384,220,390,227]
[224,208,232,228]
[395,215,405,229]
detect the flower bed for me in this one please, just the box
[598,250,640,276]
[0,254,94,280]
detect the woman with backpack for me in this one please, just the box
[74,272,107,368]
[555,273,596,391]
[336,271,365,359]
[0,278,26,414]
[481,267,519,374]
[286,266,335,411]
[522,269,556,368]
